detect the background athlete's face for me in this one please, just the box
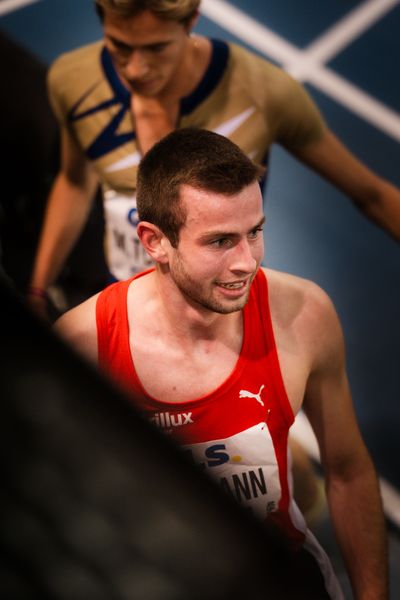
[103,9,192,97]
[167,182,265,315]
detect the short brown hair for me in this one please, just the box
[136,128,265,247]
[95,0,200,24]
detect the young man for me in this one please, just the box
[28,0,400,317]
[55,129,388,600]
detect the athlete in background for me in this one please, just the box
[27,0,400,317]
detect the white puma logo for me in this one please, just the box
[239,384,265,406]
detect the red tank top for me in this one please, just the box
[96,268,306,547]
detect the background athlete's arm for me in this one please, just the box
[273,70,400,241]
[294,128,400,241]
[302,287,388,600]
[28,126,99,318]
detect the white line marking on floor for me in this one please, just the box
[202,0,302,65]
[304,0,400,65]
[300,65,400,141]
[0,0,41,17]
[291,411,400,529]
[201,0,400,141]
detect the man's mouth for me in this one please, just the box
[130,78,156,90]
[217,281,246,289]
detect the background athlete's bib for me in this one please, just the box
[103,189,153,280]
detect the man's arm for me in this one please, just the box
[28,126,99,318]
[302,287,388,599]
[294,128,400,241]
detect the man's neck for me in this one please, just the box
[162,34,211,101]
[131,36,211,154]
[135,269,242,345]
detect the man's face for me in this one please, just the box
[103,9,192,96]
[167,182,265,314]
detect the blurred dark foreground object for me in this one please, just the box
[0,280,331,599]
[0,32,58,292]
[0,32,108,304]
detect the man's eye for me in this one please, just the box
[150,43,169,53]
[211,238,231,248]
[112,42,131,54]
[248,227,263,239]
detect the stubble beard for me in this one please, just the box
[170,254,256,315]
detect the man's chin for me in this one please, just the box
[204,292,250,315]
[129,80,160,96]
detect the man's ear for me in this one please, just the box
[137,221,170,264]
[186,10,199,33]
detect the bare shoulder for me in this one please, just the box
[263,268,344,367]
[264,267,335,318]
[53,292,100,364]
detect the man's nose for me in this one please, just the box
[230,239,258,274]
[125,50,150,80]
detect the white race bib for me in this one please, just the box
[103,189,154,280]
[183,423,283,520]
